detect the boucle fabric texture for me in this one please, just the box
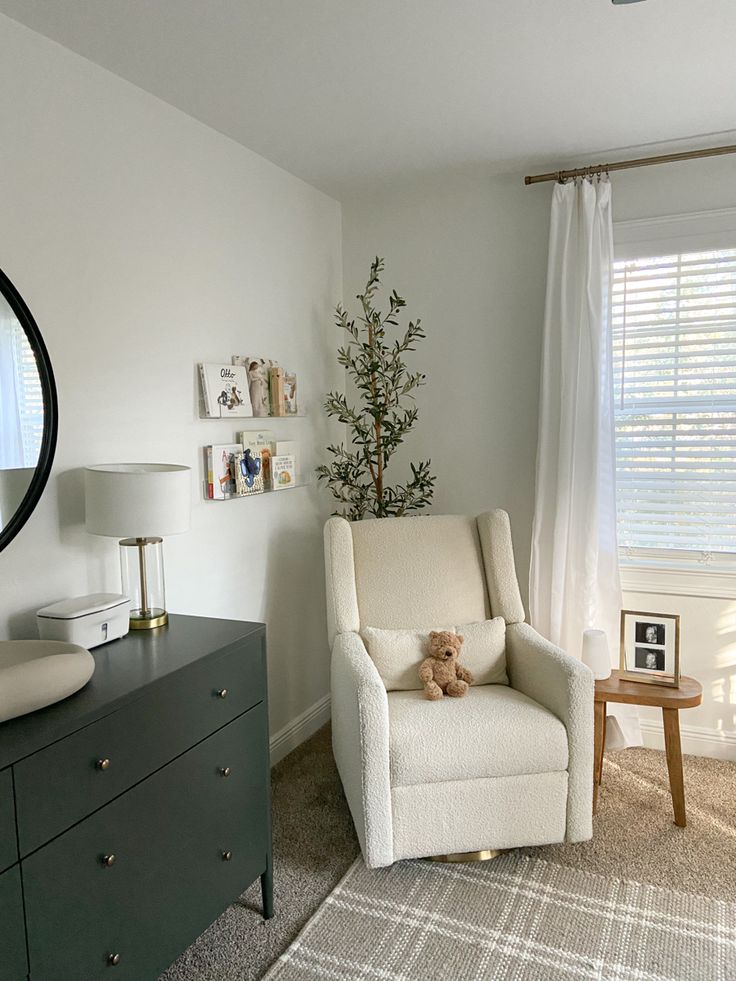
[362,617,507,691]
[323,516,360,646]
[460,618,508,685]
[264,852,736,981]
[391,771,568,860]
[362,625,449,691]
[325,509,594,866]
[387,685,568,786]
[349,514,491,629]
[330,631,393,868]
[476,508,527,623]
[506,621,594,843]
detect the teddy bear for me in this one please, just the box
[419,630,474,700]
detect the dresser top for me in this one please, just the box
[0,614,264,769]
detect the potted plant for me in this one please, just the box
[317,257,435,519]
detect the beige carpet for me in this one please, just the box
[524,747,736,903]
[161,726,736,980]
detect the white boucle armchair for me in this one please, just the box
[324,509,594,868]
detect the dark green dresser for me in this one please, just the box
[0,614,272,981]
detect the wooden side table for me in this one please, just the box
[593,670,703,827]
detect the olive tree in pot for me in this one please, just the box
[317,257,436,520]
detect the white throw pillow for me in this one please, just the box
[361,627,443,692]
[459,618,508,686]
[361,618,507,691]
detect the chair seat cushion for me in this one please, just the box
[387,685,569,787]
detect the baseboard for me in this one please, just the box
[269,693,331,765]
[639,718,736,762]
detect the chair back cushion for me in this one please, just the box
[362,619,508,691]
[350,514,489,630]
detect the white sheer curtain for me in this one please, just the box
[0,308,24,470]
[530,177,641,748]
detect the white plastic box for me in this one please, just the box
[37,593,130,649]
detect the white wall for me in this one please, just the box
[0,15,342,754]
[342,153,736,759]
[342,169,551,597]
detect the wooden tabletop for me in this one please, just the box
[594,670,702,709]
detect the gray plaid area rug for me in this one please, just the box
[263,852,735,980]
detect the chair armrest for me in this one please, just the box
[505,622,594,842]
[331,631,393,867]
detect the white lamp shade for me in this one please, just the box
[85,464,191,538]
[581,628,612,681]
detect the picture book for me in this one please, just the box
[271,453,296,490]
[283,370,298,415]
[275,440,298,475]
[233,448,264,497]
[199,363,253,418]
[269,365,286,416]
[204,445,214,499]
[238,430,275,485]
[210,443,242,499]
[233,356,275,417]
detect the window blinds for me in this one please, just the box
[613,247,736,554]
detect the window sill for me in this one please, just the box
[620,563,736,600]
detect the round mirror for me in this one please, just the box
[0,269,58,552]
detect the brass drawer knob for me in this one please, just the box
[216,688,228,699]
[222,850,233,862]
[97,758,111,771]
[101,854,116,867]
[219,766,231,778]
[108,953,121,966]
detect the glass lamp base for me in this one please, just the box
[119,537,169,631]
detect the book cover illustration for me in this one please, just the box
[275,440,298,475]
[233,448,264,496]
[271,453,296,490]
[199,363,253,418]
[233,356,275,417]
[239,430,275,485]
[211,443,242,499]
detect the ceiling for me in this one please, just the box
[1,0,735,198]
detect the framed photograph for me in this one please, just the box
[620,610,680,687]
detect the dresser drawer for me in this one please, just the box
[0,767,17,872]
[0,865,28,981]
[14,633,265,855]
[23,704,269,981]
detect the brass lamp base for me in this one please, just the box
[429,849,502,863]
[129,610,168,630]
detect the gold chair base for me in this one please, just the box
[429,849,502,863]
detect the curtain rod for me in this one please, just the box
[524,142,736,186]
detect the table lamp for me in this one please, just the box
[581,628,612,680]
[85,464,191,629]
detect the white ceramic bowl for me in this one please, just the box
[0,641,95,723]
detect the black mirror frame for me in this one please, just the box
[0,268,58,553]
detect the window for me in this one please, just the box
[10,322,44,467]
[613,211,736,564]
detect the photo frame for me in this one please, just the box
[619,610,680,688]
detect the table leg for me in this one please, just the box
[261,861,274,920]
[662,707,686,827]
[593,700,606,815]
